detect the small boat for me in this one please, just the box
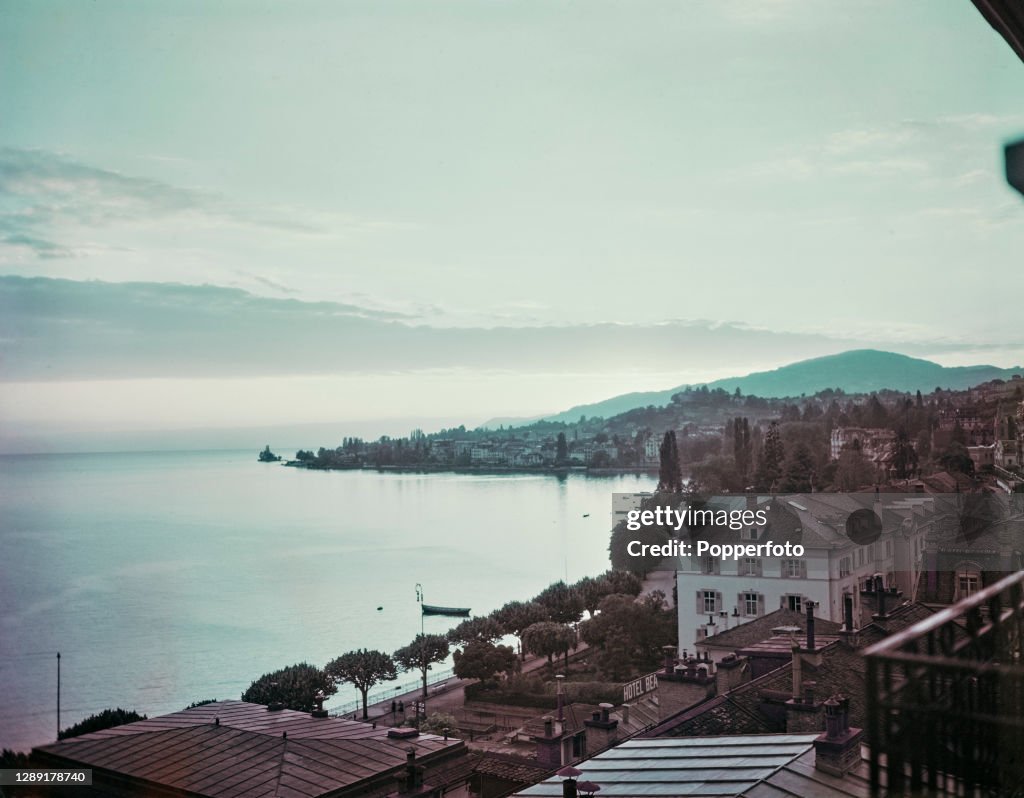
[421,604,471,617]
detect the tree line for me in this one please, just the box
[238,569,668,721]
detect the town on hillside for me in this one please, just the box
[277,374,1024,494]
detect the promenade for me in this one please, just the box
[337,644,586,726]
[334,572,675,727]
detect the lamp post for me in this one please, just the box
[415,584,427,710]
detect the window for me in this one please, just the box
[782,559,805,578]
[743,526,759,541]
[743,592,760,616]
[840,557,852,578]
[955,562,981,601]
[785,594,803,613]
[700,590,719,613]
[741,557,762,576]
[701,555,719,575]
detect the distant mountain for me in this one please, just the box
[485,350,1023,427]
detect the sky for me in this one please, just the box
[1,1,1023,452]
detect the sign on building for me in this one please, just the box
[622,672,659,703]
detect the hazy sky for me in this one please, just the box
[1,1,1023,451]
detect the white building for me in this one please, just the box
[674,494,931,657]
[830,427,895,462]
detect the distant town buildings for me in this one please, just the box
[829,427,895,462]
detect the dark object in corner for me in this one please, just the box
[1006,138,1024,197]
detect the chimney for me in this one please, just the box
[805,603,815,652]
[787,644,822,733]
[814,695,864,776]
[556,674,565,721]
[840,593,859,646]
[534,716,561,769]
[562,779,578,798]
[792,645,802,700]
[874,576,888,620]
[663,645,677,676]
[584,702,619,756]
[715,653,749,695]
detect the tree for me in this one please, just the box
[609,518,670,576]
[241,663,336,712]
[733,417,752,481]
[325,649,397,719]
[891,428,918,480]
[866,395,888,428]
[916,429,932,462]
[939,442,975,476]
[689,455,743,494]
[446,616,504,646]
[1,750,30,768]
[590,450,612,468]
[59,708,147,740]
[522,622,577,669]
[834,446,875,491]
[418,712,460,737]
[657,431,682,492]
[452,640,519,684]
[534,581,584,625]
[780,442,815,492]
[574,571,641,619]
[556,432,569,465]
[393,634,450,698]
[757,422,784,489]
[579,592,677,681]
[491,600,548,660]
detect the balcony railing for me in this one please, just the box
[865,570,1024,797]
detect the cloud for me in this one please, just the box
[0,276,1015,384]
[1,233,73,259]
[0,148,325,260]
[747,112,1024,218]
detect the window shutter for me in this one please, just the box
[696,591,703,615]
[800,561,807,579]
[715,591,722,613]
[738,593,745,614]
[779,595,786,609]
[755,559,763,577]
[758,594,765,616]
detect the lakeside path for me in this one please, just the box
[346,643,591,727]
[347,571,674,726]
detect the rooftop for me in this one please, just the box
[32,700,465,798]
[515,734,820,798]
[699,608,841,651]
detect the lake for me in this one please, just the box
[0,449,655,751]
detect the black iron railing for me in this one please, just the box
[865,570,1024,797]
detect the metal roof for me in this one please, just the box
[743,744,873,798]
[32,700,465,798]
[515,735,819,798]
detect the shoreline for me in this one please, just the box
[282,462,660,476]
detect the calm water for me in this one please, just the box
[0,449,654,750]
